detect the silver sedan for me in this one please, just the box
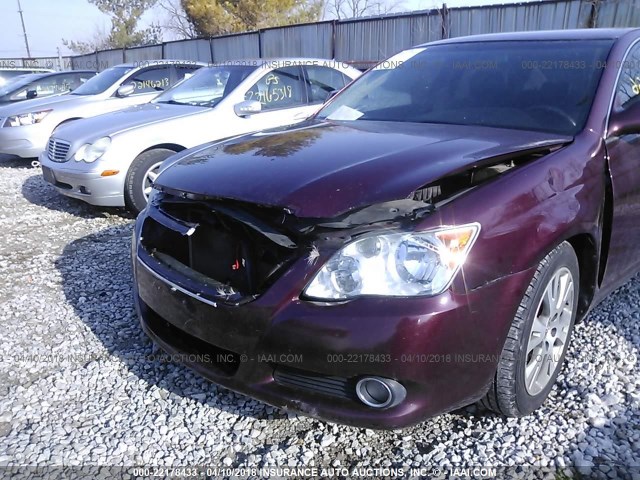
[0,60,204,158]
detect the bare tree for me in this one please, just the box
[324,0,405,19]
[157,0,198,39]
[62,23,111,54]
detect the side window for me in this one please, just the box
[614,43,640,110]
[125,67,172,94]
[305,66,349,104]
[244,66,305,111]
[9,88,28,100]
[50,75,74,94]
[10,76,62,100]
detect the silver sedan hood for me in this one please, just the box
[0,93,88,115]
[52,102,207,143]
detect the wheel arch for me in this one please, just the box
[54,117,83,131]
[139,143,186,156]
[565,233,598,323]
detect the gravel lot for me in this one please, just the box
[0,155,639,478]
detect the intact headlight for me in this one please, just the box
[75,136,111,163]
[304,223,481,300]
[3,110,52,127]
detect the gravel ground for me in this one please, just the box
[0,155,639,479]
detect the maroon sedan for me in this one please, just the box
[132,28,640,428]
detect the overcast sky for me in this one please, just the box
[0,0,540,58]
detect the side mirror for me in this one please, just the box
[609,101,640,136]
[26,89,38,99]
[234,100,261,117]
[116,83,136,98]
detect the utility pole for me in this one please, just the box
[17,0,31,58]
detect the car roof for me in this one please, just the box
[6,70,96,83]
[24,70,95,78]
[45,70,96,75]
[14,73,47,81]
[116,60,208,68]
[210,57,355,67]
[421,28,640,46]
[0,67,54,72]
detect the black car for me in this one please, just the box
[0,70,96,106]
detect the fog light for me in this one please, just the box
[355,376,406,409]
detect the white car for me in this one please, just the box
[0,60,204,159]
[40,59,361,212]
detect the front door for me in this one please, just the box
[603,41,640,287]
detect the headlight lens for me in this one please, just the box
[75,137,111,163]
[304,223,481,300]
[4,110,51,127]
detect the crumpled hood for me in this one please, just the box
[54,102,207,141]
[156,120,572,218]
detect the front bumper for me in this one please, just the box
[0,122,50,158]
[132,214,535,429]
[39,151,126,207]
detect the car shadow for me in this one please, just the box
[0,153,35,169]
[54,223,280,422]
[21,173,133,220]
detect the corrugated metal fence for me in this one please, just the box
[3,0,639,71]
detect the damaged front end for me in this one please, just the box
[137,141,566,306]
[138,189,439,306]
[139,191,300,305]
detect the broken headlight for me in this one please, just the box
[304,223,480,300]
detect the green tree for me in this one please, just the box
[63,0,162,53]
[181,0,324,37]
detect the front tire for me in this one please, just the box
[124,148,176,214]
[482,241,579,416]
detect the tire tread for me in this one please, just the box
[481,241,576,416]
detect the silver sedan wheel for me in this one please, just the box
[142,162,163,200]
[524,266,575,396]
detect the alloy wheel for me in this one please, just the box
[142,161,163,200]
[524,266,575,396]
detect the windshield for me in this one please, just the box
[318,40,614,135]
[72,66,131,95]
[154,65,256,107]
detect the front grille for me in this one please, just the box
[140,195,299,303]
[273,366,356,400]
[47,137,71,162]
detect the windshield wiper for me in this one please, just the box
[156,99,187,106]
[188,99,220,107]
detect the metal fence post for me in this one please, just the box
[586,0,601,28]
[441,3,449,39]
[331,20,337,60]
